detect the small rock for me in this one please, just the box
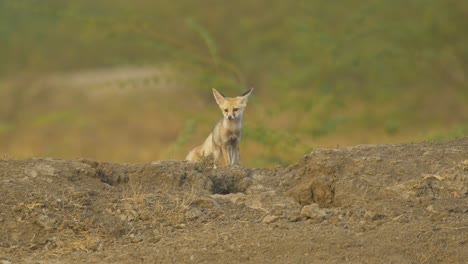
[288,215,301,222]
[175,224,186,229]
[51,199,62,208]
[149,229,162,243]
[329,216,340,225]
[426,205,437,213]
[87,239,101,251]
[325,208,336,217]
[131,234,144,243]
[185,208,203,221]
[125,209,139,221]
[123,203,133,210]
[29,170,38,178]
[262,214,279,224]
[364,211,376,220]
[140,211,151,221]
[13,205,22,212]
[149,235,161,243]
[119,214,127,221]
[36,214,56,231]
[300,203,326,219]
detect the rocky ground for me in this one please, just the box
[1,137,467,263]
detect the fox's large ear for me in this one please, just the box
[240,88,254,103]
[212,88,226,105]
[241,88,254,97]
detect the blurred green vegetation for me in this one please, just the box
[0,1,467,167]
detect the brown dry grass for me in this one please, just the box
[0,153,14,160]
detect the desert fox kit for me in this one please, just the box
[186,88,254,166]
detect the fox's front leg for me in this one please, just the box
[221,145,230,166]
[227,145,240,165]
[233,145,240,164]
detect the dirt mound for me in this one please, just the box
[1,138,467,263]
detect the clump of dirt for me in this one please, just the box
[1,138,467,263]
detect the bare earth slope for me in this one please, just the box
[1,137,467,263]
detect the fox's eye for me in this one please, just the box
[233,108,238,112]
[224,109,228,112]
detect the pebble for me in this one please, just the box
[262,214,279,224]
[300,203,327,219]
[426,205,437,213]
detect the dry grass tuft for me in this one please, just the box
[150,186,197,225]
[0,153,14,160]
[122,175,146,207]
[174,185,196,211]
[46,231,106,256]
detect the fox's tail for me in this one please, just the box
[185,149,196,161]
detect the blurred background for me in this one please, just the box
[0,1,467,167]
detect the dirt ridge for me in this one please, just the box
[1,137,467,263]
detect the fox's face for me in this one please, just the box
[212,88,253,121]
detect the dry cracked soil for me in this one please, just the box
[1,137,467,263]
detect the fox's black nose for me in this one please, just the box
[228,115,234,120]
